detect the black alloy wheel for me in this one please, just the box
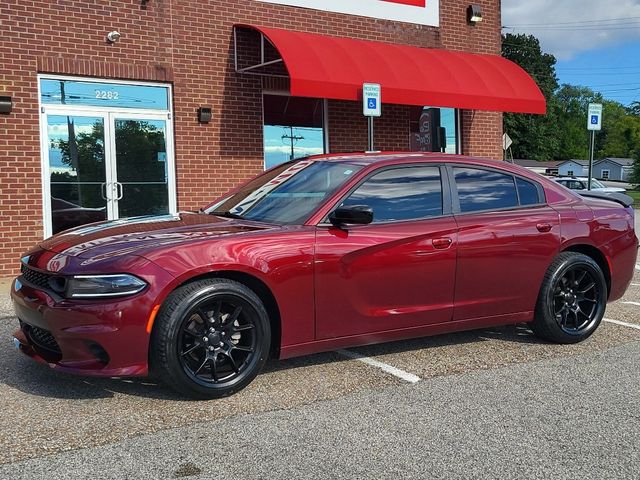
[552,265,601,334]
[178,296,257,386]
[531,252,607,344]
[151,279,271,399]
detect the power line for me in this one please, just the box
[504,15,640,26]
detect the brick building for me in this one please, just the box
[0,0,544,275]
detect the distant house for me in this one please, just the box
[593,158,634,182]
[557,159,589,177]
[514,159,562,176]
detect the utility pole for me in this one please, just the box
[282,126,304,160]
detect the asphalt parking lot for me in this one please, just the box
[0,228,638,478]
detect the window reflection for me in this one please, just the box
[410,107,458,154]
[47,115,107,233]
[454,168,518,213]
[40,79,169,110]
[341,167,443,222]
[263,95,325,169]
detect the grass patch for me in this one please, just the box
[627,189,640,208]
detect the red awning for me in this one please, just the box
[234,25,546,114]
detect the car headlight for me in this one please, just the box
[64,274,147,299]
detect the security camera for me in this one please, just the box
[106,31,121,43]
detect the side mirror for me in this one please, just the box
[328,205,373,227]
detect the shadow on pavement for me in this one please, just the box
[1,321,541,401]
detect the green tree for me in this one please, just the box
[553,85,602,160]
[502,33,559,160]
[599,114,640,158]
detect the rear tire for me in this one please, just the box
[530,252,607,344]
[150,279,270,399]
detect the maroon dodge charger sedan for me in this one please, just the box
[12,153,638,398]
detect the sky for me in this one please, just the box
[502,0,640,106]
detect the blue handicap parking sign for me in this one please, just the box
[591,115,599,124]
[368,98,377,109]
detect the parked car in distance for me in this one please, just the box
[553,176,627,193]
[12,153,638,398]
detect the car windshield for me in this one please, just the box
[591,179,605,188]
[205,159,363,225]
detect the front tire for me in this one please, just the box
[150,279,271,399]
[530,252,607,344]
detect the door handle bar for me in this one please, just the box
[114,182,124,200]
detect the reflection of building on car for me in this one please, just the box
[552,177,627,193]
[12,153,638,399]
[50,197,106,234]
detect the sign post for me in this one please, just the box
[587,103,602,190]
[363,83,381,151]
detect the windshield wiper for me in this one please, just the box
[209,210,244,219]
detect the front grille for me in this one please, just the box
[24,323,62,354]
[20,264,53,290]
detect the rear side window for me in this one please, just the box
[454,168,518,213]
[516,177,541,205]
[340,166,442,223]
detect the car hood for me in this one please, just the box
[37,213,280,261]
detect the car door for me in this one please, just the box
[450,166,561,321]
[314,165,458,340]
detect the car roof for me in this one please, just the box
[306,152,525,170]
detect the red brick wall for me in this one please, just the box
[0,0,503,275]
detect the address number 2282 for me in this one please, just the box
[95,90,120,100]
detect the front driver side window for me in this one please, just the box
[340,166,443,223]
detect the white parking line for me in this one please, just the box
[636,264,640,271]
[631,283,640,287]
[604,318,640,331]
[622,301,640,307]
[337,349,421,383]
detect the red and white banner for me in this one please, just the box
[257,0,439,27]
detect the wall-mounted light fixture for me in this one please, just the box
[198,107,212,123]
[0,96,12,114]
[467,4,483,24]
[106,31,121,43]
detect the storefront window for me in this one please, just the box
[410,107,459,154]
[263,95,325,169]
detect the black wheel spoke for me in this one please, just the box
[194,357,209,375]
[575,270,587,286]
[580,283,595,294]
[181,343,201,357]
[212,301,222,324]
[184,326,203,338]
[228,306,242,324]
[197,307,212,325]
[232,345,254,353]
[211,354,219,382]
[233,323,255,333]
[223,350,240,373]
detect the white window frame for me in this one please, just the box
[37,74,177,238]
[601,169,610,180]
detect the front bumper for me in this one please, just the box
[11,262,171,377]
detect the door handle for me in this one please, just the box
[432,237,452,249]
[536,223,552,233]
[100,182,108,200]
[114,182,124,200]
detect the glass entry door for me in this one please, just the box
[111,114,170,218]
[43,112,174,236]
[45,114,110,235]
